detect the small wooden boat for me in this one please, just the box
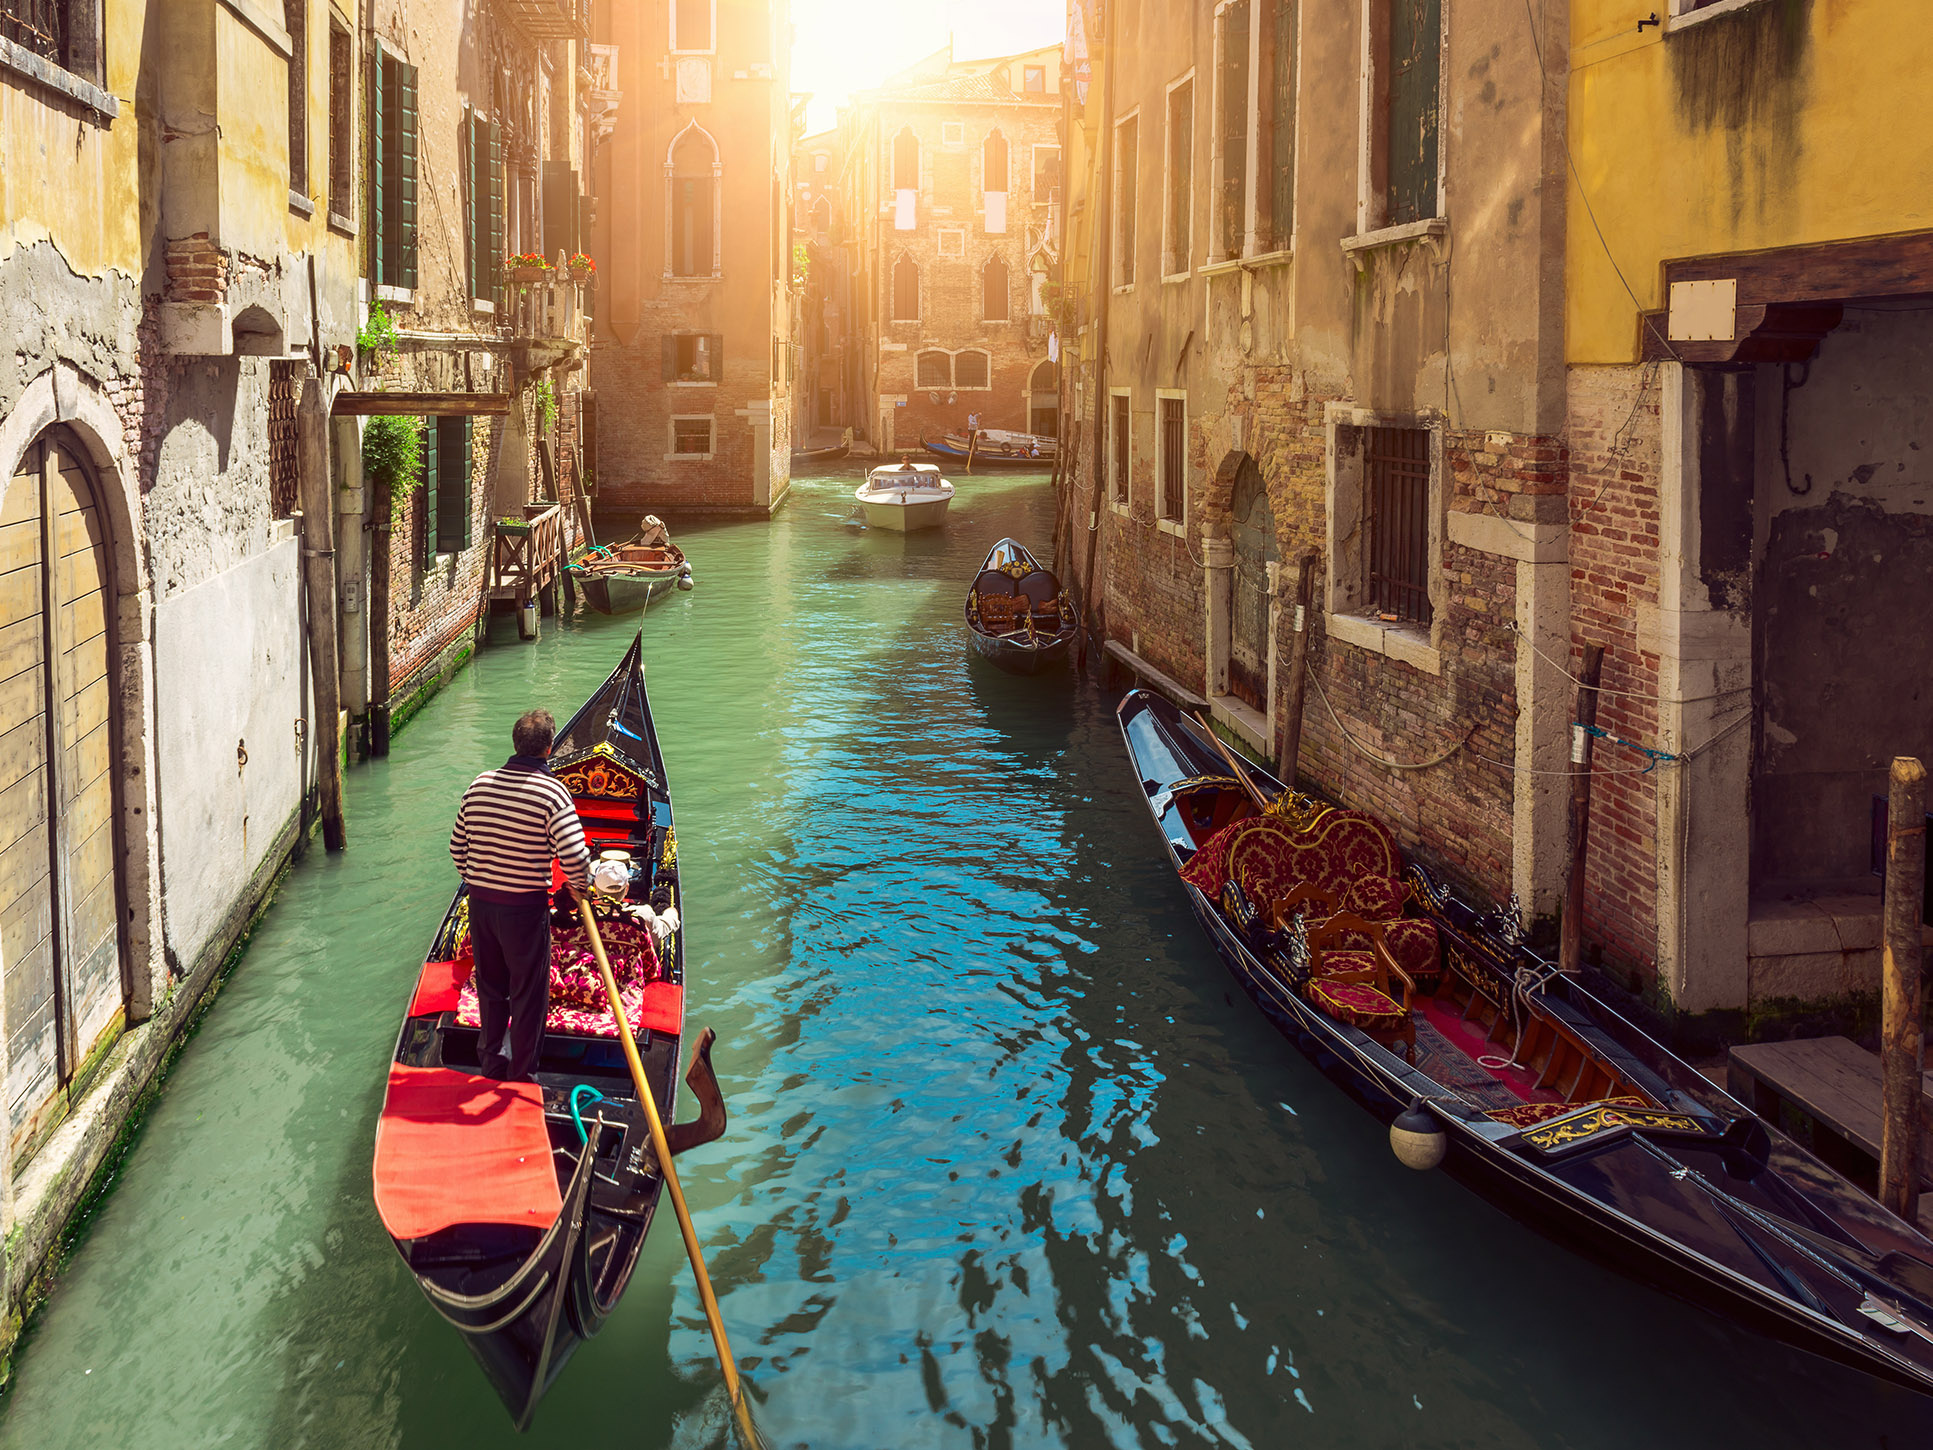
[964,539,1076,673]
[921,431,1055,470]
[1118,686,1933,1402]
[791,442,850,465]
[567,516,693,615]
[855,459,953,531]
[373,636,726,1428]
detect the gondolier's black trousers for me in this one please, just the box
[470,896,550,1082]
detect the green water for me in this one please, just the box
[3,470,1928,1448]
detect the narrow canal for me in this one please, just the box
[1,471,1924,1448]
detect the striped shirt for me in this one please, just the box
[450,756,591,903]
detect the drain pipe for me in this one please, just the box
[1078,0,1116,670]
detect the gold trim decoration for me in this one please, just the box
[1520,1103,1705,1153]
[556,741,646,802]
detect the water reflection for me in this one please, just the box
[1,466,1928,1448]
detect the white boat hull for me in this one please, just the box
[860,495,951,531]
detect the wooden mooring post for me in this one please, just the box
[297,379,346,849]
[1559,643,1606,977]
[1881,755,1926,1223]
[1277,548,1318,788]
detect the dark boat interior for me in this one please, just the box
[966,540,1072,643]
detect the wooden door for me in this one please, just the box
[0,429,120,1148]
[1228,456,1276,713]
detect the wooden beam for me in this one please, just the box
[331,391,511,417]
[1883,757,1927,1224]
[297,380,346,851]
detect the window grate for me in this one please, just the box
[1158,397,1185,522]
[1,0,64,65]
[1110,394,1130,504]
[267,362,300,520]
[1364,425,1432,625]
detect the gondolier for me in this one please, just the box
[449,708,591,1081]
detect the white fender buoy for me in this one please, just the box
[1390,1102,1447,1171]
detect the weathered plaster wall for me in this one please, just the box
[152,532,309,973]
[144,357,280,599]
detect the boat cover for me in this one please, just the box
[373,1065,563,1240]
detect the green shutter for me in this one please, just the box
[371,48,385,286]
[1387,0,1441,228]
[465,109,478,299]
[398,60,419,290]
[662,336,677,381]
[420,416,438,568]
[436,417,470,553]
[488,120,503,307]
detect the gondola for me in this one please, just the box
[372,636,726,1428]
[920,432,1055,470]
[790,442,850,465]
[1118,686,1933,1399]
[964,539,1076,673]
[567,516,693,615]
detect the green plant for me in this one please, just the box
[506,252,552,271]
[792,241,810,281]
[361,414,423,524]
[533,378,557,435]
[357,301,401,366]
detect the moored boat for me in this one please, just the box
[921,430,1056,469]
[791,442,851,465]
[1118,686,1933,1400]
[855,459,953,532]
[372,636,726,1428]
[568,516,693,615]
[964,538,1076,673]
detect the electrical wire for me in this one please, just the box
[1507,619,1751,705]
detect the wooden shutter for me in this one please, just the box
[580,392,598,496]
[1268,0,1297,247]
[420,417,438,568]
[662,336,678,381]
[1219,0,1250,260]
[1386,0,1441,228]
[543,162,576,260]
[465,109,479,299]
[437,417,470,553]
[370,47,386,286]
[381,55,419,290]
[487,119,504,307]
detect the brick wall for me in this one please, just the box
[1567,363,1665,985]
[593,334,769,513]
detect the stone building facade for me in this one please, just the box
[591,0,794,517]
[1059,0,1570,926]
[839,44,1062,453]
[793,123,852,444]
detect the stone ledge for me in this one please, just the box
[0,37,120,121]
[1447,508,1567,564]
[1326,611,1443,676]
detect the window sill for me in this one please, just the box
[288,190,315,219]
[472,299,496,316]
[1199,248,1292,277]
[664,272,723,284]
[1161,271,1192,286]
[1112,283,1136,296]
[671,379,718,388]
[0,37,120,122]
[1156,517,1185,538]
[1207,693,1269,757]
[326,210,357,238]
[1667,0,1769,31]
[664,452,715,462]
[1326,611,1442,676]
[1342,217,1447,271]
[375,285,415,305]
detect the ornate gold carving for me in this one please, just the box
[1521,1104,1704,1153]
[556,741,645,801]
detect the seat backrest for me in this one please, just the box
[1017,571,1060,609]
[1226,808,1406,907]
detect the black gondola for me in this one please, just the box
[790,442,850,465]
[920,433,1055,470]
[372,635,726,1429]
[1118,687,1933,1399]
[965,539,1077,674]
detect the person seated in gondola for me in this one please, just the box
[449,709,590,1082]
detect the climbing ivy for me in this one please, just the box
[361,414,423,525]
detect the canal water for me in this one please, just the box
[2,469,1927,1449]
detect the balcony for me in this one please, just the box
[496,0,589,41]
[504,261,588,365]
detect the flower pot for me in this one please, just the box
[568,266,593,283]
[508,265,549,283]
[496,520,533,538]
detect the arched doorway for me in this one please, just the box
[1028,358,1058,438]
[1,425,123,1146]
[1227,455,1277,712]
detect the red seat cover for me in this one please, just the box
[639,981,683,1036]
[410,959,470,1016]
[372,1065,563,1241]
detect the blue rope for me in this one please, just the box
[1583,722,1679,773]
[570,1084,606,1144]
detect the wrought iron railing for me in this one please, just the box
[1365,425,1433,625]
[1,0,64,63]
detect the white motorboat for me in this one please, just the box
[854,460,954,532]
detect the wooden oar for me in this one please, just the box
[576,899,763,1448]
[1189,710,1273,814]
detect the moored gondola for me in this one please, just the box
[920,432,1055,470]
[1118,686,1933,1399]
[371,636,726,1428]
[567,516,693,615]
[964,539,1076,673]
[790,442,850,465]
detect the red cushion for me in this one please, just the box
[372,1065,562,1241]
[1308,977,1405,1027]
[639,980,684,1035]
[1178,819,1247,896]
[410,959,470,1016]
[1342,875,1408,920]
[1316,949,1381,978]
[1382,918,1441,979]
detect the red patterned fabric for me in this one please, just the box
[1342,875,1408,920]
[1382,918,1441,983]
[1308,977,1406,1027]
[448,912,668,1040]
[1178,819,1248,896]
[1485,1095,1645,1130]
[1316,950,1381,978]
[1226,813,1406,910]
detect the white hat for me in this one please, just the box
[591,860,630,897]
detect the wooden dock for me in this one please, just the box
[1728,1034,1933,1232]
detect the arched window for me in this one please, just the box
[953,350,990,389]
[666,122,720,278]
[981,255,1010,321]
[811,195,831,245]
[982,129,1009,192]
[891,254,919,321]
[1029,359,1060,437]
[892,127,919,191]
[2,426,124,1136]
[916,350,951,388]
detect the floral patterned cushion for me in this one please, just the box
[1342,874,1408,920]
[1307,977,1406,1027]
[1178,819,1248,896]
[1315,949,1381,978]
[450,913,665,1039]
[1381,918,1441,984]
